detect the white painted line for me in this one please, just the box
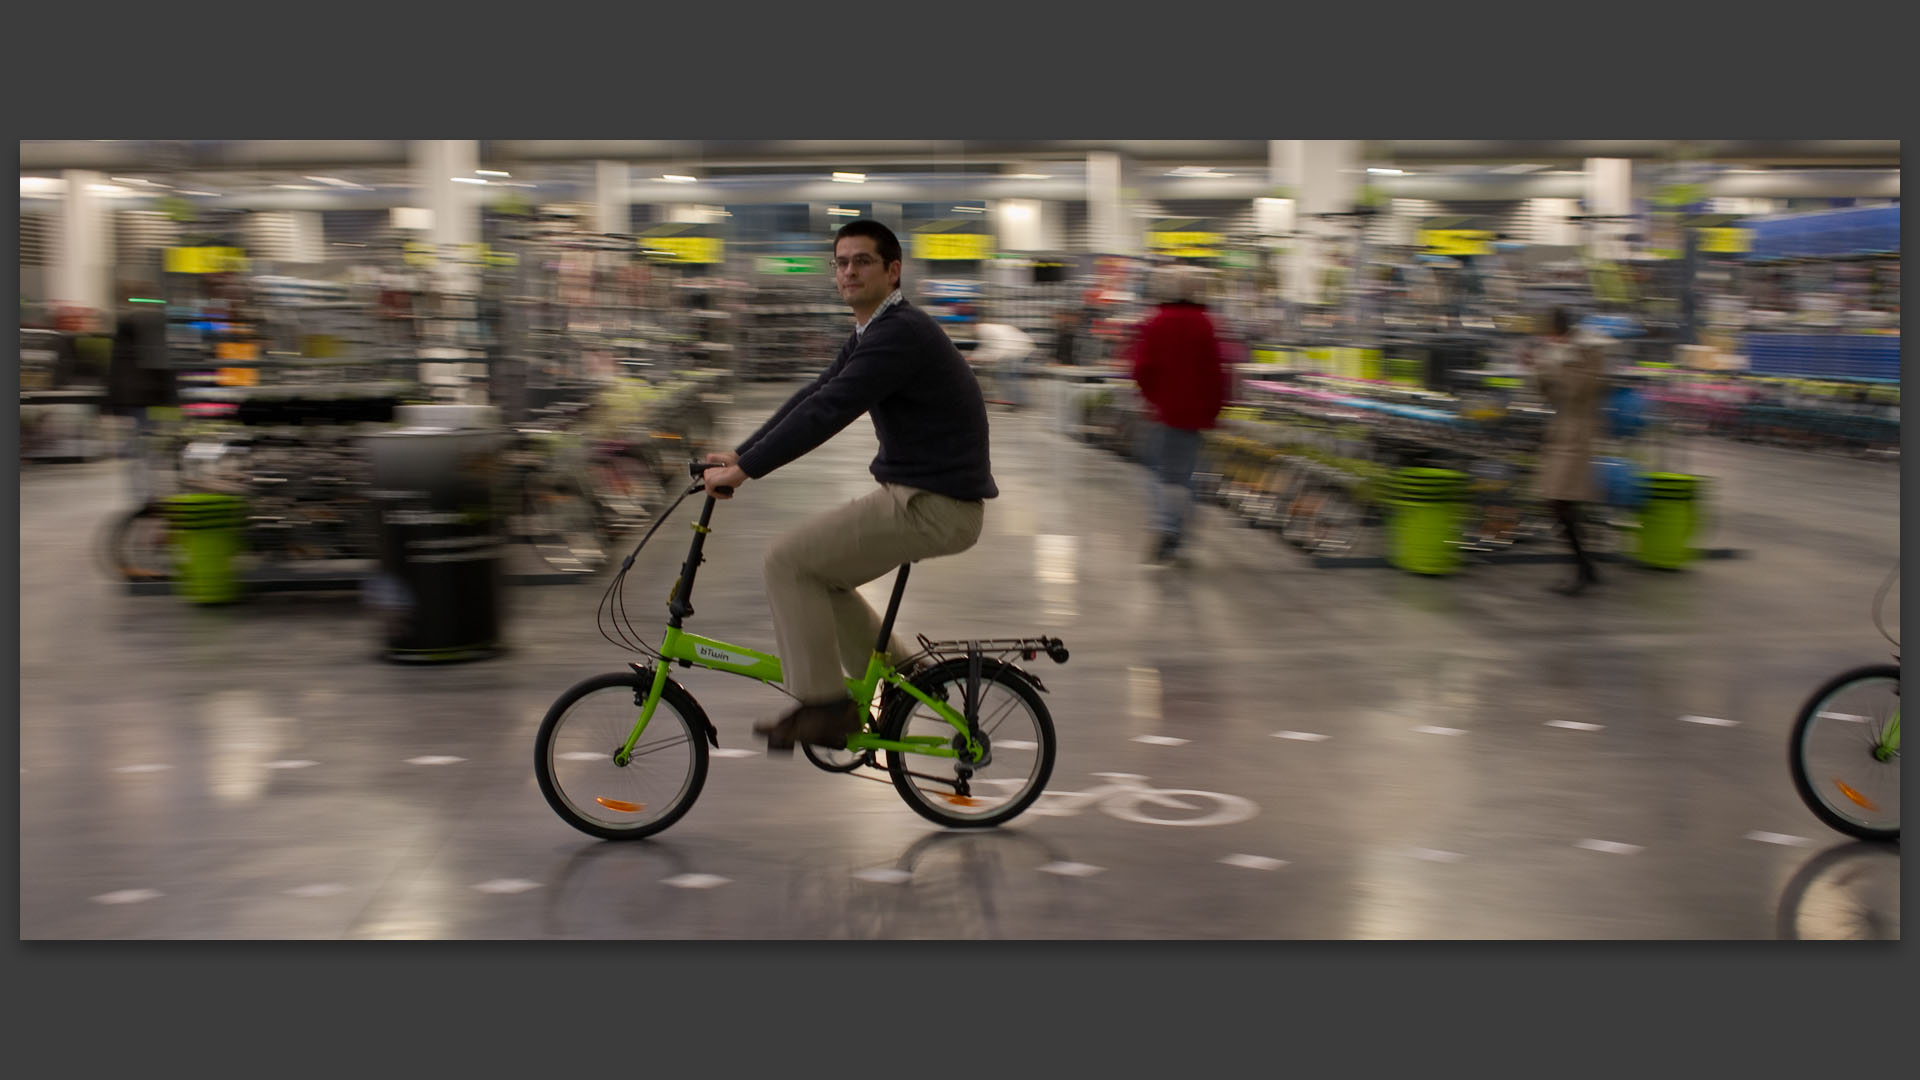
[1575,839,1644,855]
[1680,715,1739,727]
[853,868,912,884]
[1220,854,1289,871]
[1408,848,1467,863]
[285,884,350,898]
[1818,711,1869,724]
[1273,730,1331,741]
[93,889,162,905]
[1745,831,1816,847]
[265,760,318,770]
[405,755,467,766]
[1545,720,1605,732]
[1413,725,1467,737]
[663,874,732,890]
[1093,772,1147,781]
[997,740,1039,751]
[710,748,759,759]
[473,878,543,895]
[114,763,172,774]
[1038,861,1106,878]
[558,751,607,762]
[1132,735,1190,747]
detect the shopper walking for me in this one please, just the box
[1523,306,1607,595]
[1127,264,1230,564]
[699,220,996,752]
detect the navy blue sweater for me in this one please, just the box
[736,300,998,501]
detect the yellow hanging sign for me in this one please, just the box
[912,233,992,261]
[1697,227,1753,254]
[1148,231,1223,258]
[641,236,725,264]
[164,247,250,274]
[1419,230,1494,257]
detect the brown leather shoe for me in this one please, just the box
[756,699,860,752]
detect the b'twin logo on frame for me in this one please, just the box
[696,644,745,666]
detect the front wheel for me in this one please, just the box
[535,671,710,840]
[1789,664,1900,841]
[880,659,1055,829]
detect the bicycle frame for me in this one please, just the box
[612,488,979,767]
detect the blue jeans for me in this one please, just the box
[1145,422,1202,543]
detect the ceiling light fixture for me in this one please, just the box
[476,170,510,178]
[659,174,698,183]
[832,172,866,183]
[451,176,488,184]
[952,206,986,213]
[826,206,858,216]
[1367,168,1405,176]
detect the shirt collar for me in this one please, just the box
[854,289,905,337]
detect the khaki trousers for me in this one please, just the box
[766,483,985,703]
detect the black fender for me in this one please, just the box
[628,662,720,747]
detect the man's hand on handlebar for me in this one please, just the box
[697,452,747,499]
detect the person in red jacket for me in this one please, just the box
[1128,265,1230,564]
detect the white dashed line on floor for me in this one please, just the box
[1413,726,1467,737]
[996,740,1039,750]
[113,764,172,774]
[853,868,912,884]
[1817,711,1869,723]
[1132,735,1189,747]
[285,884,350,898]
[558,751,606,761]
[710,748,759,759]
[1038,861,1105,878]
[1745,831,1816,847]
[405,756,466,766]
[1272,731,1330,741]
[1545,721,1605,731]
[1680,715,1739,727]
[473,878,543,895]
[265,760,318,769]
[1220,854,1289,871]
[1408,848,1467,863]
[1575,839,1645,855]
[663,874,732,890]
[93,889,162,905]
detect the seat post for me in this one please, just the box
[873,562,913,654]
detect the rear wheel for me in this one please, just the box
[1789,664,1900,841]
[535,671,710,840]
[881,659,1055,828]
[100,502,174,582]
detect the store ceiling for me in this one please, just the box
[20,141,1901,211]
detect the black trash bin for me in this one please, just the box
[364,419,508,663]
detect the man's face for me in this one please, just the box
[833,235,899,312]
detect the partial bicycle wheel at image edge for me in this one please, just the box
[534,670,713,840]
[1788,663,1900,841]
[880,658,1057,829]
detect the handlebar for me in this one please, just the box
[688,460,733,497]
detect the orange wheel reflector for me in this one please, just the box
[1832,780,1879,813]
[595,797,645,813]
[939,795,983,807]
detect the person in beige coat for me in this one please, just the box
[1524,307,1607,595]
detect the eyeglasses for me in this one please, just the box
[831,254,886,273]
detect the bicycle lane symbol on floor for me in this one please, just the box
[1001,772,1258,827]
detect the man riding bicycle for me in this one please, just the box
[700,220,998,752]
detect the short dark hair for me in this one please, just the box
[1546,307,1573,336]
[834,219,903,268]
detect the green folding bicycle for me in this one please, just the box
[1788,564,1900,842]
[535,463,1068,840]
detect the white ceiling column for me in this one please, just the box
[1086,151,1137,255]
[54,170,115,312]
[1585,157,1635,261]
[595,160,628,235]
[411,140,483,293]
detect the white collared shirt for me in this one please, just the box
[854,288,905,338]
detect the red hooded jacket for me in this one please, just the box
[1127,301,1229,431]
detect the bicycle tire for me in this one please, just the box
[1788,663,1900,841]
[535,670,711,841]
[99,502,174,582]
[879,658,1055,829]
